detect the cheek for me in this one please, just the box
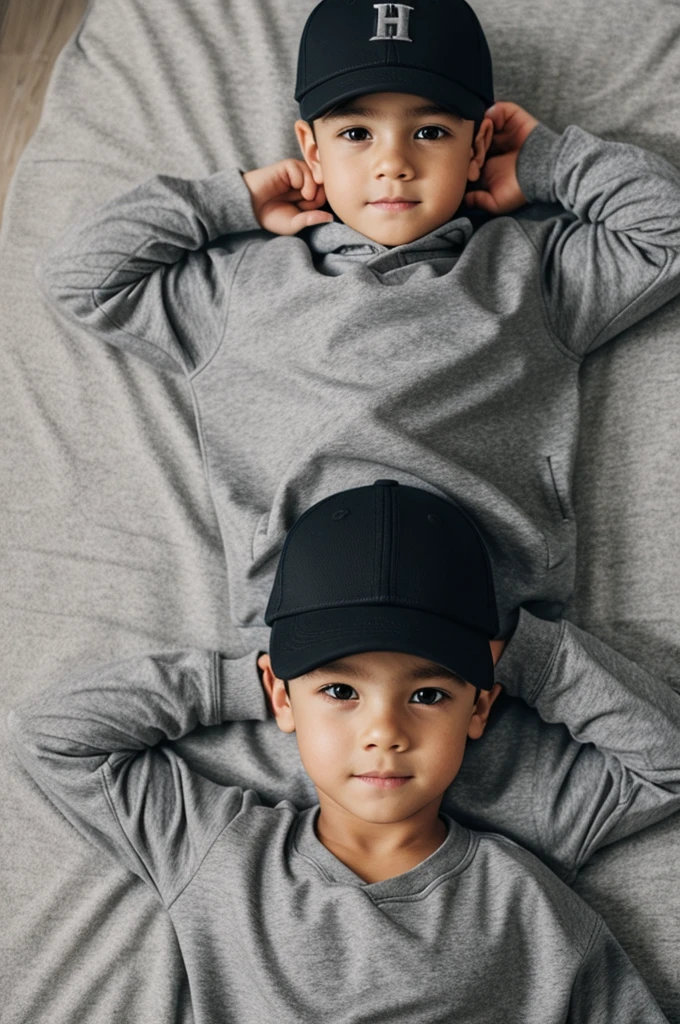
[437,170,465,198]
[295,711,350,772]
[326,162,360,196]
[428,720,469,773]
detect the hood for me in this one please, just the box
[300,208,492,277]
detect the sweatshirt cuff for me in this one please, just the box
[494,606,565,702]
[201,166,264,237]
[218,647,270,721]
[515,121,562,205]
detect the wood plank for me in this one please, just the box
[0,1,9,42]
[0,0,89,223]
[1,54,53,172]
[1,0,85,59]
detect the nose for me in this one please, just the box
[372,138,415,180]
[361,702,409,750]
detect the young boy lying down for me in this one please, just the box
[8,481,680,1022]
[35,0,680,650]
[31,0,680,981]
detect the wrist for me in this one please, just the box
[494,607,564,701]
[515,122,562,205]
[218,648,270,721]
[240,169,262,226]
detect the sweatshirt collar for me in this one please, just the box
[294,806,474,896]
[302,211,480,265]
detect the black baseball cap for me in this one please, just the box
[295,0,494,124]
[264,479,499,689]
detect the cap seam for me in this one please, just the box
[372,486,380,601]
[391,487,399,602]
[381,484,390,598]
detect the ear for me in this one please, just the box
[257,653,296,733]
[466,116,494,185]
[467,681,503,740]
[294,118,324,185]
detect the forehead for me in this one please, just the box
[320,92,464,124]
[301,650,467,685]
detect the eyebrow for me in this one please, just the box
[321,104,464,124]
[304,659,467,686]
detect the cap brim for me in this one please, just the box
[269,604,495,689]
[298,66,488,124]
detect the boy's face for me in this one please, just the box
[258,647,503,859]
[294,91,494,248]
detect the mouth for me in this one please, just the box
[354,775,413,789]
[369,199,420,212]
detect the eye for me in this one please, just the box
[412,687,449,705]
[320,685,449,705]
[321,683,357,701]
[337,125,449,143]
[339,127,371,142]
[414,125,448,140]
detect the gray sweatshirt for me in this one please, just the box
[8,608,679,1023]
[35,121,680,640]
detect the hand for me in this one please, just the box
[464,101,540,216]
[242,159,334,236]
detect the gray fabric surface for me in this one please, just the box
[7,637,676,1023]
[1,0,679,1022]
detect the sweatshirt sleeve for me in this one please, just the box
[34,167,264,375]
[6,647,270,907]
[497,607,680,884]
[567,918,669,1022]
[514,121,680,359]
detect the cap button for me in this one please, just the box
[374,479,399,487]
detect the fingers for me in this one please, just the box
[484,103,501,129]
[485,101,524,134]
[297,184,327,210]
[486,100,520,118]
[281,158,318,202]
[282,208,334,235]
[248,158,330,233]
[279,178,326,209]
[289,184,328,212]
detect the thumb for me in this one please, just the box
[290,209,334,233]
[303,208,333,225]
[304,210,334,226]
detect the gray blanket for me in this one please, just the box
[1,0,679,1021]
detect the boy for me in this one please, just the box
[34,0,680,648]
[8,480,679,1021]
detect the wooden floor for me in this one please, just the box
[0,0,88,224]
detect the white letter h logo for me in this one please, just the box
[370,4,414,43]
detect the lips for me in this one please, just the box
[355,775,412,789]
[370,197,418,204]
[370,198,420,212]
